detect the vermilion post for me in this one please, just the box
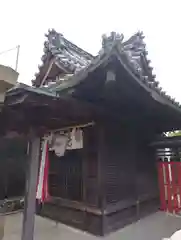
[178,162,181,211]
[165,162,173,213]
[171,162,179,213]
[157,162,166,211]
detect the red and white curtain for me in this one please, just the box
[36,139,49,203]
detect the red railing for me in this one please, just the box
[158,162,181,213]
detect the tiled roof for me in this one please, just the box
[52,31,156,92]
[33,29,94,85]
[6,83,57,98]
[51,31,181,110]
[33,29,181,110]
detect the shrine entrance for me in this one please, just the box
[153,136,181,214]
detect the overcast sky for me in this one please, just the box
[0,0,181,101]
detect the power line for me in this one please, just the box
[0,45,20,71]
[0,46,19,56]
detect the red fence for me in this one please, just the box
[158,162,181,213]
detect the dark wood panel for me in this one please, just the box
[101,122,158,207]
[48,149,83,201]
[41,202,103,236]
[105,199,137,214]
[103,123,136,205]
[41,121,159,236]
[0,137,27,199]
[48,196,102,215]
[40,196,159,236]
[135,132,159,201]
[104,197,159,235]
[42,203,85,230]
[83,126,99,206]
[85,213,102,236]
[105,205,137,234]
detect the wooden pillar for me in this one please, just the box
[0,201,5,240]
[97,124,107,235]
[21,133,40,240]
[82,128,88,204]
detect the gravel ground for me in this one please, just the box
[2,211,181,240]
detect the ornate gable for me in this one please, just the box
[32,29,94,87]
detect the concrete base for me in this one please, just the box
[3,212,181,240]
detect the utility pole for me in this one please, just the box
[15,45,20,71]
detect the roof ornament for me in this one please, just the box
[102,32,124,49]
[45,29,65,54]
[32,28,95,86]
[100,31,162,96]
[99,32,146,78]
[100,32,124,55]
[121,31,146,77]
[122,31,145,53]
[45,29,92,72]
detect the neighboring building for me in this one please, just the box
[0,64,19,200]
[5,29,181,236]
[0,64,18,239]
[0,64,18,105]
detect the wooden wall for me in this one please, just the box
[83,126,99,206]
[41,125,101,235]
[47,125,99,204]
[41,122,159,236]
[98,121,159,234]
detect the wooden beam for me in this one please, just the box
[21,132,40,240]
[40,59,55,87]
